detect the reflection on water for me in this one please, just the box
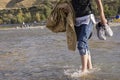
[0,25,120,80]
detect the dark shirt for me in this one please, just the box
[71,0,92,17]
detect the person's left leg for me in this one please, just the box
[80,53,89,72]
[86,21,94,70]
[87,21,94,70]
[87,50,93,70]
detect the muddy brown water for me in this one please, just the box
[0,25,120,80]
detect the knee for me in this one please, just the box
[77,40,86,50]
[79,49,87,55]
[78,49,90,56]
[77,41,89,56]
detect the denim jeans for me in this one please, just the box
[75,20,94,55]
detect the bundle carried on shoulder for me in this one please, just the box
[46,0,69,33]
[46,0,77,51]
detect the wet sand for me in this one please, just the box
[0,23,120,80]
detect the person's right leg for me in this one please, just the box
[81,51,93,72]
[76,24,90,73]
[81,53,89,72]
[75,21,94,73]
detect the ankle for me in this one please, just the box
[88,66,93,70]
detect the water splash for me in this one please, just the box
[64,65,101,78]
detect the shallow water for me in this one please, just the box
[0,25,120,80]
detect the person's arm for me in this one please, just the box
[95,0,107,24]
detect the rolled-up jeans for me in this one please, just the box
[75,20,93,55]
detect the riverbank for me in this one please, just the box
[109,22,120,27]
[0,25,45,30]
[0,22,120,30]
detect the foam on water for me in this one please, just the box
[64,65,101,78]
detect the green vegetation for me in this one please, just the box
[0,0,120,24]
[91,0,120,18]
[0,0,54,24]
[0,6,52,24]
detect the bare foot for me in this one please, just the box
[79,70,89,77]
[81,70,89,74]
[70,69,89,78]
[88,66,93,70]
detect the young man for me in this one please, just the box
[71,0,107,73]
